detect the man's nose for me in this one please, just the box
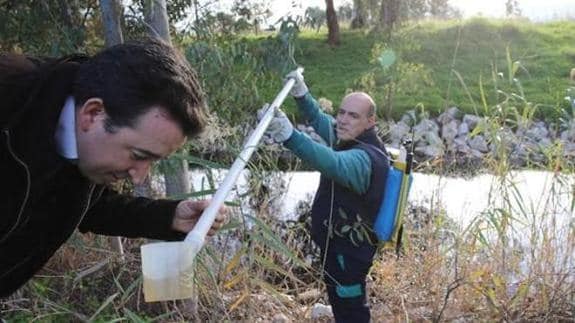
[129,161,152,185]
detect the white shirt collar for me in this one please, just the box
[54,96,79,160]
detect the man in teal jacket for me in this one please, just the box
[261,70,389,322]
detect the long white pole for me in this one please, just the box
[184,68,303,247]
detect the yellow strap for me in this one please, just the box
[392,161,407,172]
[391,173,410,240]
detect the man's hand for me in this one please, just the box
[285,69,308,98]
[172,199,227,236]
[257,104,294,144]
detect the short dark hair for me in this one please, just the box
[73,37,207,137]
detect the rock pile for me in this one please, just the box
[381,107,575,168]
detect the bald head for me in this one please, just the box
[341,92,376,118]
[335,92,377,141]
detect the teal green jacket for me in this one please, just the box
[284,93,372,194]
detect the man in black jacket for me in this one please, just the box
[0,38,225,297]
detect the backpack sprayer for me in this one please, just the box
[374,137,414,254]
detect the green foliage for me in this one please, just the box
[354,35,434,119]
[407,18,575,117]
[350,0,461,28]
[337,3,353,23]
[427,0,457,19]
[559,86,575,129]
[232,0,271,33]
[0,0,97,55]
[181,19,300,159]
[304,6,326,32]
[3,5,575,320]
[184,38,289,124]
[293,19,575,120]
[505,0,522,17]
[290,29,375,113]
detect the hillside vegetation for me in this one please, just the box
[3,18,575,322]
[274,18,575,120]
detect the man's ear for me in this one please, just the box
[77,98,106,132]
[368,114,376,127]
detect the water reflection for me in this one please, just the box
[189,169,574,229]
[186,169,574,274]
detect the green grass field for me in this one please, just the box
[277,18,575,120]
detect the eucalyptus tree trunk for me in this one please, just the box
[351,0,366,29]
[379,0,400,32]
[193,0,200,24]
[325,0,340,46]
[99,0,125,257]
[144,0,170,39]
[99,0,124,47]
[143,0,192,198]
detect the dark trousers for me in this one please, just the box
[321,239,377,323]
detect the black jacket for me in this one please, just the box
[310,128,389,256]
[0,55,184,297]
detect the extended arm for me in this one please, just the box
[295,94,336,146]
[79,188,184,240]
[79,188,226,240]
[286,130,371,194]
[286,69,336,145]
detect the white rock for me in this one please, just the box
[311,303,333,319]
[437,107,461,125]
[454,137,471,154]
[400,110,416,126]
[425,131,443,147]
[469,149,484,159]
[441,120,459,145]
[415,145,444,158]
[467,135,489,153]
[563,142,575,156]
[414,119,439,134]
[446,106,461,119]
[458,122,469,137]
[525,122,549,142]
[462,114,482,131]
[389,121,411,144]
[272,313,291,323]
[538,137,552,149]
[560,122,575,141]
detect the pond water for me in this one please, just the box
[183,168,574,276]
[188,169,574,231]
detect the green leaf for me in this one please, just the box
[123,308,150,323]
[87,292,118,322]
[354,228,364,242]
[245,214,308,268]
[120,276,142,304]
[338,208,348,220]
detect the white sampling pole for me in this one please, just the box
[140,67,303,302]
[184,67,303,249]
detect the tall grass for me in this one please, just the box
[365,51,574,321]
[294,18,575,120]
[2,21,575,322]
